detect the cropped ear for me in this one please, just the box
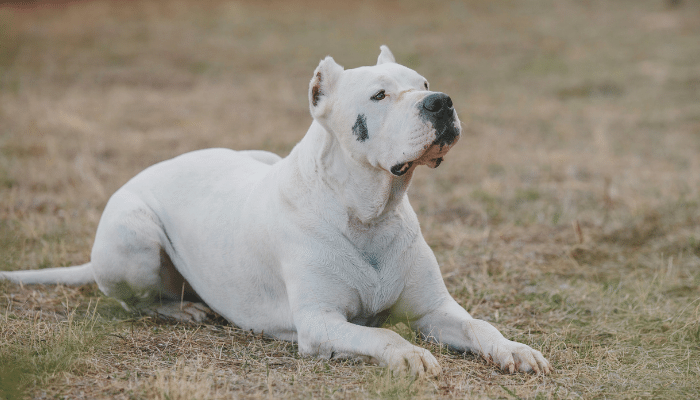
[309,56,344,119]
[376,45,396,65]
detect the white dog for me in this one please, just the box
[2,46,551,377]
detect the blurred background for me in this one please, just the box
[1,0,699,398]
[2,0,699,269]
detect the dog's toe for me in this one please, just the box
[385,345,441,379]
[497,341,552,375]
[182,302,213,322]
[147,301,212,323]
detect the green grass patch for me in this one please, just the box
[0,306,109,398]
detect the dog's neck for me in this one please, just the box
[289,120,413,224]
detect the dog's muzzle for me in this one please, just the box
[421,93,459,147]
[390,92,461,177]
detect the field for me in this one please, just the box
[1,0,699,398]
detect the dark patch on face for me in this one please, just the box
[312,71,322,106]
[352,114,369,142]
[418,93,459,147]
[390,161,413,176]
[433,157,443,168]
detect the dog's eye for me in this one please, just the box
[424,82,429,90]
[371,90,386,101]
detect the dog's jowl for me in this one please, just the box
[2,46,551,377]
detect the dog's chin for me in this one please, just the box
[389,140,458,177]
[417,142,454,168]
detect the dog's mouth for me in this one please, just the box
[390,124,461,177]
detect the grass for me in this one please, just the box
[0,284,112,399]
[1,0,699,398]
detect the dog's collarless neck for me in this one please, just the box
[290,121,413,224]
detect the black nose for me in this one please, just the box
[418,92,459,147]
[422,93,453,114]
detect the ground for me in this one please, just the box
[1,0,699,398]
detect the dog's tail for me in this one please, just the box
[0,263,95,286]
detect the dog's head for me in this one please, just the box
[309,46,461,177]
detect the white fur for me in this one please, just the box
[1,46,550,377]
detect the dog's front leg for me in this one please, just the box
[413,298,551,374]
[293,308,442,378]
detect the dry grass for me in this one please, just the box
[1,0,699,398]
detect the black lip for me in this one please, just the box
[390,161,413,176]
[432,124,459,147]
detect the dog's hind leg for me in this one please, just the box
[143,248,213,323]
[89,192,211,323]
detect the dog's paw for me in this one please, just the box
[147,301,213,323]
[381,344,442,378]
[180,302,213,322]
[489,340,551,375]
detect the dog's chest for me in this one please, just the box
[342,221,410,321]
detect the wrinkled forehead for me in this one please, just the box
[340,63,426,91]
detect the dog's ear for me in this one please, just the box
[376,45,396,65]
[309,56,344,119]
